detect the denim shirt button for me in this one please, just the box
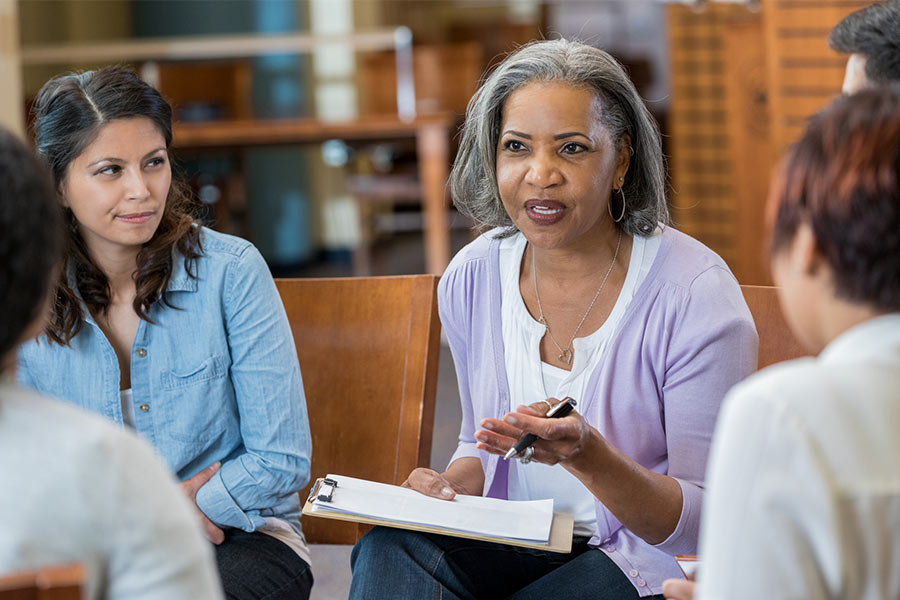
[139,403,150,413]
[136,348,147,358]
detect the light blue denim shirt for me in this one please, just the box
[18,227,311,536]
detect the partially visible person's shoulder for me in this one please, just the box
[0,383,152,466]
[725,357,822,417]
[0,382,222,599]
[653,226,735,290]
[717,355,891,474]
[0,382,162,546]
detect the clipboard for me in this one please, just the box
[675,554,700,578]
[302,477,575,553]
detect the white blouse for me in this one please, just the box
[499,229,660,536]
[119,388,135,429]
[697,314,900,600]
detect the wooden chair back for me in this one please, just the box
[275,275,441,544]
[741,285,809,369]
[0,564,83,600]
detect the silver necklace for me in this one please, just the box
[531,230,622,366]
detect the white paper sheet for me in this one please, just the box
[309,474,554,543]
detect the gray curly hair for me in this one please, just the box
[450,38,668,237]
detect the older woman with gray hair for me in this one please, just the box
[349,39,757,600]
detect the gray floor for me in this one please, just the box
[308,341,462,600]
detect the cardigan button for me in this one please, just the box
[139,403,150,413]
[136,348,147,358]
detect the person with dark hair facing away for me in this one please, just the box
[0,125,222,598]
[829,0,900,93]
[350,38,757,600]
[17,66,313,600]
[664,86,900,599]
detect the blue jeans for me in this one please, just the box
[349,527,662,600]
[215,529,313,600]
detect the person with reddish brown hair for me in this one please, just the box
[663,85,900,599]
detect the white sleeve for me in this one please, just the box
[100,429,224,600]
[696,382,840,600]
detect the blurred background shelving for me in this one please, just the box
[2,0,867,285]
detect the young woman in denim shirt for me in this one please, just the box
[18,66,313,600]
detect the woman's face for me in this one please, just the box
[62,117,170,258]
[496,80,630,251]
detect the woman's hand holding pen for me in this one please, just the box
[475,398,593,466]
[481,397,683,545]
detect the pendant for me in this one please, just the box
[559,348,573,365]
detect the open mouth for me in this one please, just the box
[524,199,566,224]
[531,205,563,215]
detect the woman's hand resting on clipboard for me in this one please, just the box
[402,457,485,501]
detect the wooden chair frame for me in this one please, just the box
[741,284,808,369]
[276,274,441,544]
[0,564,83,600]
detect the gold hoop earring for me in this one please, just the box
[609,184,626,223]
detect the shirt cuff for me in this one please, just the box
[652,477,701,555]
[448,441,481,468]
[195,469,265,532]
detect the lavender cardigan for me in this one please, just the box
[438,226,758,596]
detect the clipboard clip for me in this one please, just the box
[308,477,339,504]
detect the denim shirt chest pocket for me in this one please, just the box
[157,354,234,444]
[161,355,226,389]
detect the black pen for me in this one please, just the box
[502,397,578,460]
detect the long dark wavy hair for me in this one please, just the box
[33,66,202,345]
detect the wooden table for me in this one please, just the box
[172,112,455,275]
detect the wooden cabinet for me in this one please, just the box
[667,1,868,285]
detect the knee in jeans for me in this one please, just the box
[351,527,422,568]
